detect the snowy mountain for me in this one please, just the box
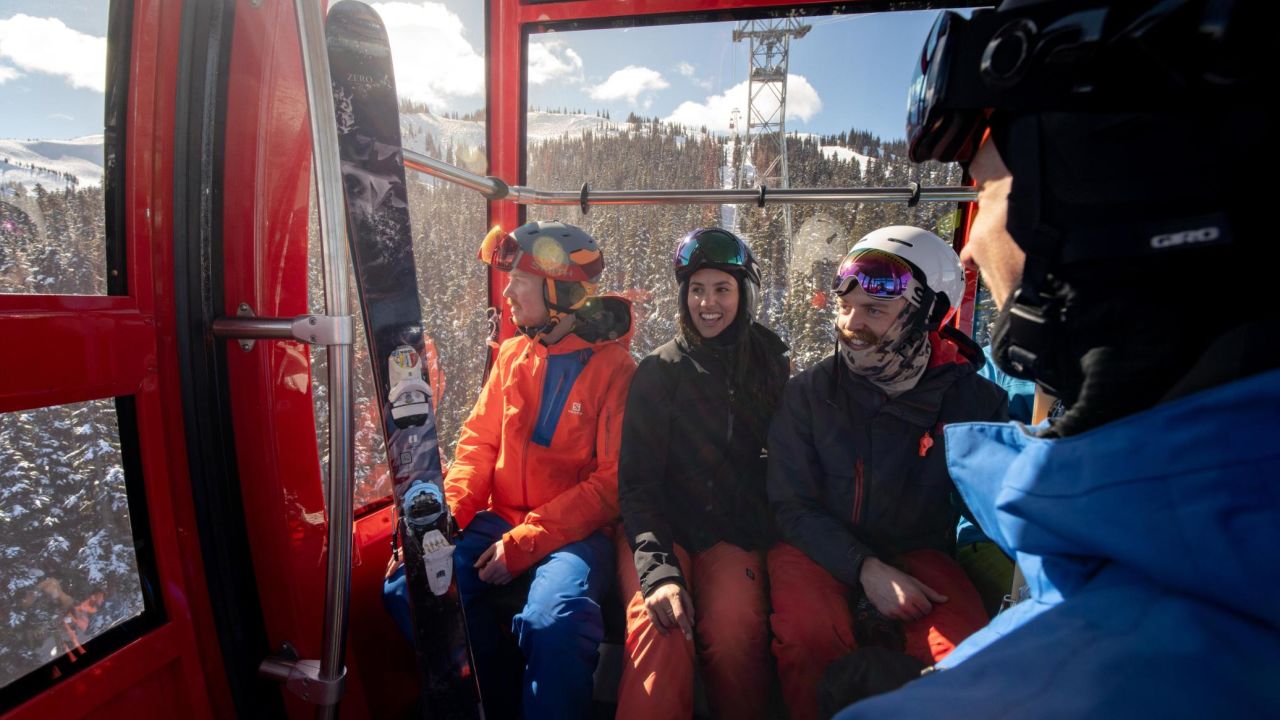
[0,118,880,193]
[0,135,104,190]
[399,109,624,157]
[1,113,630,191]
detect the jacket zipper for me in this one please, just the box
[522,350,544,511]
[522,435,531,510]
[853,456,865,523]
[726,381,735,443]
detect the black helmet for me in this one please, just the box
[673,227,762,320]
[907,0,1264,400]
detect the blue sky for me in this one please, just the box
[0,1,110,139]
[1,1,946,142]
[521,10,943,141]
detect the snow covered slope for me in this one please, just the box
[819,145,872,176]
[399,110,624,157]
[0,135,104,190]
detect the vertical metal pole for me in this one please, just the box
[294,0,354,717]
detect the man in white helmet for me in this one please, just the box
[766,225,1008,720]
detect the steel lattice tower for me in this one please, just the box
[733,17,809,313]
[733,17,809,196]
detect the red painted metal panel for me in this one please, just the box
[7,626,195,719]
[487,0,525,354]
[218,1,417,716]
[0,308,153,413]
[6,0,228,714]
[347,507,419,718]
[124,0,229,712]
[219,2,333,718]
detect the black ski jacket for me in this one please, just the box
[620,324,789,597]
[768,333,1008,589]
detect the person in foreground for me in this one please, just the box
[837,0,1278,716]
[446,221,635,719]
[768,225,1004,720]
[615,228,789,719]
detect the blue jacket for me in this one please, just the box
[837,368,1280,718]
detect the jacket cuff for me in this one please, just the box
[451,504,478,534]
[841,545,872,588]
[501,524,540,575]
[638,563,686,598]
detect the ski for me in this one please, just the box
[326,3,482,717]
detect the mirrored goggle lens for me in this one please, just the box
[674,229,748,270]
[832,249,915,299]
[478,226,521,272]
[906,11,950,137]
[906,11,989,164]
[478,225,503,265]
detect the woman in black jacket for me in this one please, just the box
[615,228,789,720]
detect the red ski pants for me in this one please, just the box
[615,538,772,720]
[768,544,987,720]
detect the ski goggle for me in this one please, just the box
[907,2,1221,164]
[478,225,520,271]
[832,249,917,300]
[673,228,760,283]
[907,10,985,164]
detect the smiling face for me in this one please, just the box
[502,269,550,327]
[835,284,908,350]
[960,139,1026,310]
[686,268,740,339]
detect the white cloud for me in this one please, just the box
[586,66,668,107]
[48,112,73,121]
[528,39,583,85]
[675,61,711,89]
[372,2,484,110]
[663,74,822,132]
[0,15,106,92]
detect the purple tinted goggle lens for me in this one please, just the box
[832,249,914,299]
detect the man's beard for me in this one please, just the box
[835,303,931,397]
[836,325,880,349]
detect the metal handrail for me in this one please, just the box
[402,147,977,208]
[291,0,353,717]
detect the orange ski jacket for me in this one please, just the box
[446,304,636,575]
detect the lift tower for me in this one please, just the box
[733,17,809,316]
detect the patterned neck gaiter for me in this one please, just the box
[837,302,931,397]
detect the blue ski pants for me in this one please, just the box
[454,511,613,720]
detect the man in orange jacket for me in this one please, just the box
[447,221,635,720]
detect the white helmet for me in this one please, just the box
[848,225,965,317]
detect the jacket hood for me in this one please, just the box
[945,367,1280,632]
[529,294,634,356]
[926,330,968,369]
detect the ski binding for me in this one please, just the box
[388,345,432,428]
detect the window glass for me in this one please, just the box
[311,0,489,511]
[0,399,147,690]
[526,10,965,368]
[0,2,114,295]
[971,276,997,348]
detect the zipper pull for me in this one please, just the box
[918,430,934,458]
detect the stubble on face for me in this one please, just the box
[962,140,1026,310]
